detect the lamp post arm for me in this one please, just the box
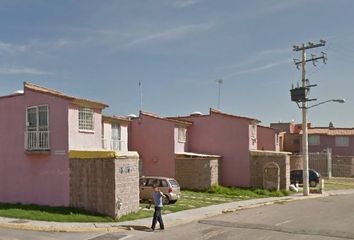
[308,99,345,109]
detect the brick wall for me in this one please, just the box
[333,156,354,177]
[69,152,139,219]
[290,154,302,171]
[175,156,219,190]
[250,150,290,190]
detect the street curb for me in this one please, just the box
[1,189,353,233]
[221,195,323,214]
[0,222,128,233]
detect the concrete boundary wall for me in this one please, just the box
[69,151,139,219]
[250,150,290,190]
[175,155,220,190]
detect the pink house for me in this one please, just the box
[271,122,354,156]
[306,128,354,155]
[129,111,221,190]
[174,109,279,187]
[0,82,129,206]
[257,125,279,151]
[129,111,193,177]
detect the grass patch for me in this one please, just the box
[0,203,112,222]
[207,184,290,197]
[324,177,354,191]
[118,186,290,222]
[0,186,290,222]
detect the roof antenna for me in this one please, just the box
[216,79,223,109]
[139,81,143,112]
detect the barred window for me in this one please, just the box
[79,107,94,131]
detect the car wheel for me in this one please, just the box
[310,181,317,187]
[162,195,170,205]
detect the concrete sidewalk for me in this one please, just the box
[1,189,353,233]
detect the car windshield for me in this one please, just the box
[168,179,179,187]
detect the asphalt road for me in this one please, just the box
[1,193,354,240]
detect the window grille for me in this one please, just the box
[79,107,94,131]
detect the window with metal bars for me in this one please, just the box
[25,105,49,150]
[78,107,94,131]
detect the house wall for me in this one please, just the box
[283,133,301,153]
[130,115,175,177]
[0,89,70,206]
[308,135,354,156]
[257,126,276,151]
[68,104,102,150]
[180,112,251,187]
[174,127,188,153]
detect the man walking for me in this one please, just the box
[150,184,165,231]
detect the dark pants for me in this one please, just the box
[151,206,164,230]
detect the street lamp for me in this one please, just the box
[308,99,345,109]
[290,92,345,196]
[302,98,345,195]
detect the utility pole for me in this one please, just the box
[216,79,223,109]
[291,40,327,196]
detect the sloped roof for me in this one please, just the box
[301,128,354,136]
[173,108,260,123]
[140,111,193,126]
[102,115,130,124]
[209,108,260,122]
[24,82,108,109]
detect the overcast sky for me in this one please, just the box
[1,0,354,127]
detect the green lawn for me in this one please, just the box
[2,179,353,223]
[324,177,354,191]
[0,203,112,222]
[0,186,289,223]
[119,185,289,222]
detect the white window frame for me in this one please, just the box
[25,105,50,150]
[178,127,187,143]
[78,107,94,131]
[308,135,320,146]
[335,136,349,147]
[111,123,122,151]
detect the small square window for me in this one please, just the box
[309,135,320,146]
[79,107,94,131]
[335,136,349,147]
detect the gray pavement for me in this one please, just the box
[1,189,354,233]
[127,192,354,240]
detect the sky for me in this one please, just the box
[1,0,354,127]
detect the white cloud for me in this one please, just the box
[0,66,50,75]
[124,23,214,48]
[224,59,291,79]
[172,0,204,8]
[259,48,291,56]
[0,41,28,53]
[221,47,291,71]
